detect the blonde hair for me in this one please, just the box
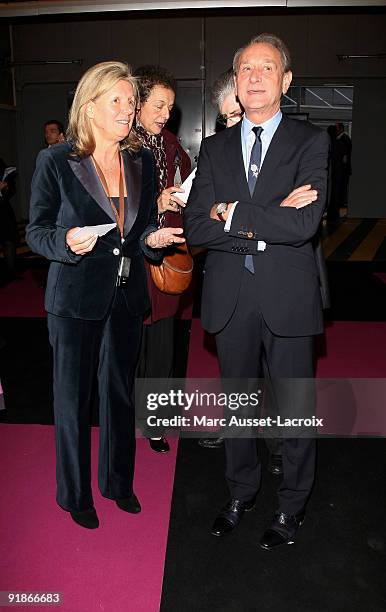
[67,60,141,157]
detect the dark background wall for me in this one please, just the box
[2,8,386,218]
[350,78,386,218]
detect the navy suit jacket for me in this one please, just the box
[26,142,161,321]
[184,115,329,336]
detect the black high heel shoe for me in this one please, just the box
[148,437,170,453]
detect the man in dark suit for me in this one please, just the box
[184,34,329,549]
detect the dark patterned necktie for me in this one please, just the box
[245,126,263,273]
[247,126,263,196]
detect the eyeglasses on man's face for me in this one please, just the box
[217,111,244,126]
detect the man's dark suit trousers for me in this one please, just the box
[47,288,142,512]
[215,268,316,515]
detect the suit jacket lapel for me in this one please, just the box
[67,155,115,222]
[122,150,141,237]
[224,122,251,202]
[67,149,142,237]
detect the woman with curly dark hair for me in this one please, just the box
[134,65,192,453]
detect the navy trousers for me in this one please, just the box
[47,289,142,512]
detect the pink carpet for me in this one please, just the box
[0,425,177,612]
[0,270,45,317]
[317,321,386,377]
[186,319,386,436]
[1,311,386,609]
[187,319,386,378]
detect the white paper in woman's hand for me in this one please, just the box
[71,223,116,240]
[176,168,197,204]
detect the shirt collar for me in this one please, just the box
[241,109,282,141]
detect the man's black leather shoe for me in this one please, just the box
[70,507,99,529]
[259,511,305,550]
[116,493,141,514]
[211,498,255,537]
[198,437,224,449]
[148,437,170,453]
[267,453,283,476]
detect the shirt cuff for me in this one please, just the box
[223,203,266,250]
[224,201,238,232]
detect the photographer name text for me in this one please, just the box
[146,415,324,428]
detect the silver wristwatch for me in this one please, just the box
[216,202,229,221]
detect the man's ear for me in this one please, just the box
[282,70,293,95]
[233,73,238,98]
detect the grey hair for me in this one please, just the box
[211,68,235,111]
[233,33,292,75]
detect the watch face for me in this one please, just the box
[216,203,228,215]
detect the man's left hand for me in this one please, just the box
[280,184,317,209]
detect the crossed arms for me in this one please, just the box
[184,129,329,251]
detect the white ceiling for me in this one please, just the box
[0,0,385,17]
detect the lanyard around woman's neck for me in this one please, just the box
[92,152,125,241]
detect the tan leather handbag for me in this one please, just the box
[150,242,193,295]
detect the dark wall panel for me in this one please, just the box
[159,17,202,79]
[206,12,386,81]
[307,14,358,77]
[258,14,310,74]
[112,19,160,67]
[0,110,17,163]
[349,78,386,219]
[7,9,386,218]
[18,82,76,215]
[308,14,386,79]
[0,25,14,106]
[0,109,20,216]
[206,15,260,85]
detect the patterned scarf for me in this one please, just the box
[135,122,168,193]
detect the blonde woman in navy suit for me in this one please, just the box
[26,61,184,529]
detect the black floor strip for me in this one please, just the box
[374,237,386,262]
[0,316,193,425]
[326,262,386,322]
[160,438,386,612]
[0,318,53,424]
[0,318,100,425]
[174,319,192,378]
[1,262,385,424]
